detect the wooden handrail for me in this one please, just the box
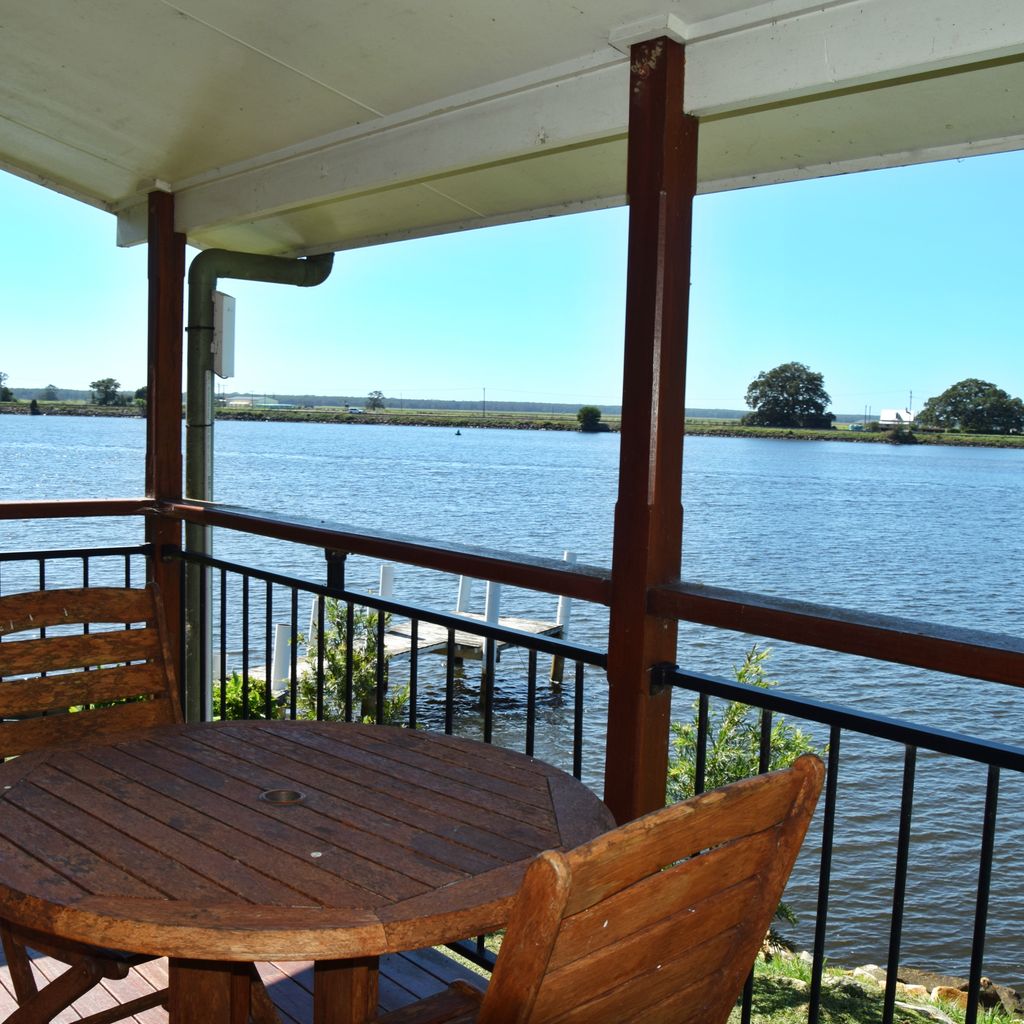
[157,499,614,606]
[650,581,1024,689]
[4,498,1020,690]
[0,498,154,520]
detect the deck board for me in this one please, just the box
[0,943,486,1022]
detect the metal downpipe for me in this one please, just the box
[184,249,334,722]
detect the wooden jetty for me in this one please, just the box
[382,612,562,660]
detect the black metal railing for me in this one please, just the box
[660,663,1024,1024]
[0,544,150,595]
[5,537,1022,1007]
[175,548,607,782]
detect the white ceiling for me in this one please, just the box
[2,0,1023,255]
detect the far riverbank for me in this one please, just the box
[2,402,1022,447]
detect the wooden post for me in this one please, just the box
[145,190,186,697]
[604,37,698,824]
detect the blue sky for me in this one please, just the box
[2,149,1021,414]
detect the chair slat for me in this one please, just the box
[0,696,179,759]
[0,588,154,636]
[548,927,740,1024]
[535,878,756,1020]
[549,826,776,969]
[0,662,168,717]
[0,627,160,677]
[562,768,802,916]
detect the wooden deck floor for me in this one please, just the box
[0,944,486,1022]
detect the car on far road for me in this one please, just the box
[348,406,363,414]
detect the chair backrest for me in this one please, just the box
[478,753,825,1024]
[0,585,183,758]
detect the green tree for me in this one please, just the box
[298,598,407,724]
[0,371,12,402]
[90,377,122,406]
[39,384,59,401]
[576,405,603,432]
[366,390,385,411]
[915,378,1024,434]
[742,362,834,428]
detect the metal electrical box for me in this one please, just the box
[213,291,236,379]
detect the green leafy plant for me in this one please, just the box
[667,645,819,801]
[214,671,280,721]
[668,645,823,948]
[298,598,408,724]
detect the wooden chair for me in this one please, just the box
[0,585,279,1024]
[374,753,825,1024]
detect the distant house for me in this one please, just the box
[879,408,915,427]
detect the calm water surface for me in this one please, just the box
[3,415,1022,984]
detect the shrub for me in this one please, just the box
[298,598,408,724]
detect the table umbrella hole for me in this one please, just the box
[259,788,305,805]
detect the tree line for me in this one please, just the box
[743,362,1023,435]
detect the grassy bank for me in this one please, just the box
[3,402,1021,448]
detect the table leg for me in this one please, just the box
[168,958,252,1024]
[313,956,379,1023]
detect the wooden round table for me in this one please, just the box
[0,720,613,1022]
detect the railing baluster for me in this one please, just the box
[241,574,251,720]
[808,725,842,1024]
[218,568,227,720]
[573,661,584,780]
[408,618,419,729]
[445,629,456,736]
[344,601,355,722]
[375,603,386,724]
[965,764,1000,1024]
[695,693,709,795]
[265,581,274,719]
[526,649,537,757]
[289,588,299,721]
[883,745,917,1024]
[315,594,325,721]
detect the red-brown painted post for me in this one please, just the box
[145,190,186,676]
[604,37,698,824]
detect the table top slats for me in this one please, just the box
[330,726,553,814]
[7,766,233,903]
[132,735,439,902]
[0,721,611,962]
[75,742,383,907]
[0,830,88,904]
[0,793,162,899]
[186,728,510,881]
[265,724,561,847]
[35,753,296,904]
[234,724,557,860]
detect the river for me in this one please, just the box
[3,414,1022,985]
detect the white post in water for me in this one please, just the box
[551,551,576,683]
[482,581,501,683]
[270,622,290,694]
[379,563,395,598]
[455,575,474,613]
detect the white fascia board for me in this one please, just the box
[686,0,1024,115]
[698,131,1024,196]
[116,51,629,246]
[117,0,1024,246]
